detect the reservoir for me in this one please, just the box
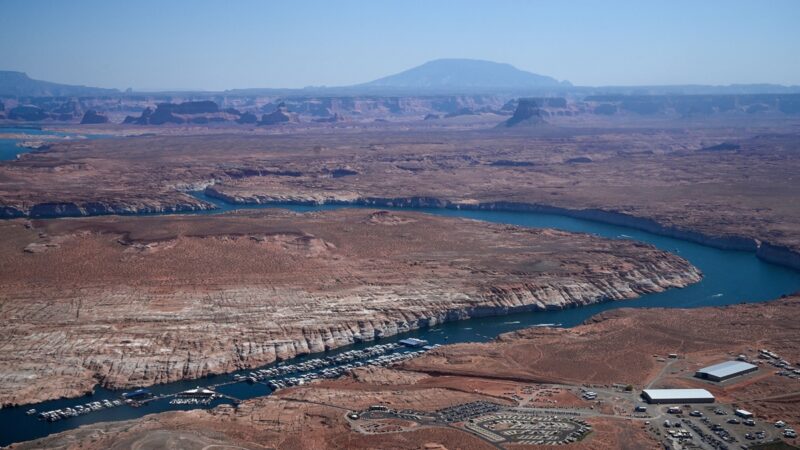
[0,126,110,161]
[1,182,799,446]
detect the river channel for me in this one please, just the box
[1,160,799,447]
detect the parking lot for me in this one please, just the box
[436,401,503,423]
[650,404,786,449]
[348,384,796,448]
[465,413,591,445]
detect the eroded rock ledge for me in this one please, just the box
[0,196,214,219]
[0,209,700,407]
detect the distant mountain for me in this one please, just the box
[0,71,119,97]
[358,59,570,92]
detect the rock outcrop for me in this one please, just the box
[259,102,295,125]
[123,107,153,124]
[4,91,800,126]
[122,101,230,125]
[79,109,109,124]
[8,105,47,121]
[236,112,258,124]
[502,98,546,127]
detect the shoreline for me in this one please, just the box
[3,191,799,272]
[0,259,701,409]
[1,192,798,408]
[202,189,800,272]
[1,198,798,447]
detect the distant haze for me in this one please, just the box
[1,0,799,91]
[361,59,569,89]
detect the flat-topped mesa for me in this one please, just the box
[259,102,297,125]
[502,98,547,127]
[122,101,237,125]
[79,109,109,124]
[0,209,701,406]
[161,100,219,115]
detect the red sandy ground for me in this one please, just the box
[8,297,800,449]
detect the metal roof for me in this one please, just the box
[643,389,715,400]
[399,338,427,346]
[697,360,757,378]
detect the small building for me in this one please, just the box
[641,389,715,404]
[695,360,758,382]
[399,338,428,348]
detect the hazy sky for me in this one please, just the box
[2,0,799,91]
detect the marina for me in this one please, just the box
[27,342,435,425]
[37,400,123,423]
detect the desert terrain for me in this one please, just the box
[0,208,698,407]
[2,97,800,449]
[11,296,800,450]
[1,114,799,448]
[2,118,799,270]
[2,2,799,447]
[407,296,800,408]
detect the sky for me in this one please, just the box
[1,0,799,91]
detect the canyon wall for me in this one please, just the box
[0,209,700,407]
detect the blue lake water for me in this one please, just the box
[0,126,111,161]
[1,169,799,446]
[0,127,62,161]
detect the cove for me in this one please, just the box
[0,127,112,161]
[1,194,799,446]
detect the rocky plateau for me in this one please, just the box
[0,209,700,407]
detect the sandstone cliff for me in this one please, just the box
[0,209,700,406]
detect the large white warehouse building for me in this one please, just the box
[641,389,715,404]
[695,361,758,382]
